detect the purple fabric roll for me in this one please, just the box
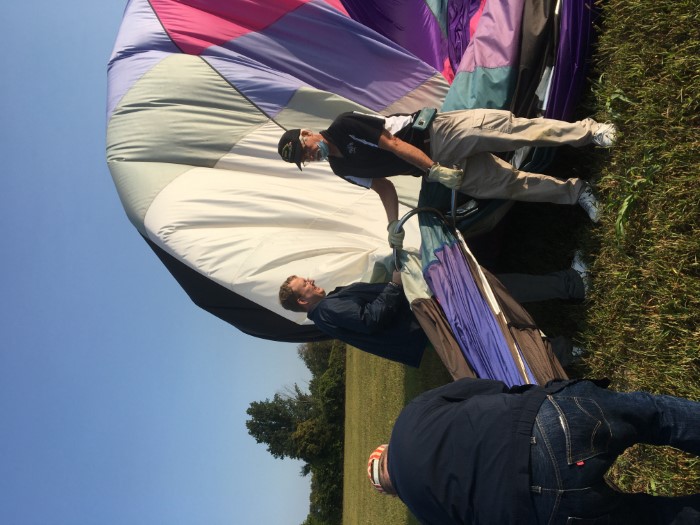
[425,242,528,386]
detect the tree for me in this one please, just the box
[297,340,335,376]
[245,384,315,461]
[247,340,346,524]
[292,418,334,461]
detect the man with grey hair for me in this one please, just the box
[368,377,700,524]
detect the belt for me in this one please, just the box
[412,128,431,154]
[421,137,431,155]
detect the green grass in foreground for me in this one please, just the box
[342,348,450,525]
[581,0,700,496]
[343,0,699,522]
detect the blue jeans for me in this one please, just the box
[529,381,700,524]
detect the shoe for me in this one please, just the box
[571,346,586,358]
[455,199,478,218]
[592,122,617,147]
[571,250,590,295]
[578,184,600,223]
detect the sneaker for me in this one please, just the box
[571,250,590,295]
[571,346,586,358]
[578,184,600,223]
[592,122,617,147]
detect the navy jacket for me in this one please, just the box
[307,282,427,367]
[388,378,571,524]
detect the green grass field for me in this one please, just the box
[343,347,451,525]
[343,0,700,522]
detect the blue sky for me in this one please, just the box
[0,2,313,523]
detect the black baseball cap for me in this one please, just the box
[278,129,303,170]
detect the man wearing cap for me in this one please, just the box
[277,110,616,245]
[367,377,700,524]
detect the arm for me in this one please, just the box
[371,177,405,248]
[377,129,433,172]
[370,177,399,223]
[378,128,464,190]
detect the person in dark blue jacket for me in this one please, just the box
[368,378,700,525]
[278,258,592,368]
[279,271,427,367]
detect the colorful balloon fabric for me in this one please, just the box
[107,0,597,346]
[107,0,448,341]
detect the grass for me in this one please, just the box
[342,348,450,525]
[342,348,413,525]
[580,0,700,496]
[343,0,700,522]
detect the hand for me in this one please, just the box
[427,163,464,190]
[391,270,403,287]
[387,220,405,249]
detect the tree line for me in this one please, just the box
[246,340,346,525]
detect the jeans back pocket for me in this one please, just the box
[549,396,611,464]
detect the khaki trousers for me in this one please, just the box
[429,110,594,204]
